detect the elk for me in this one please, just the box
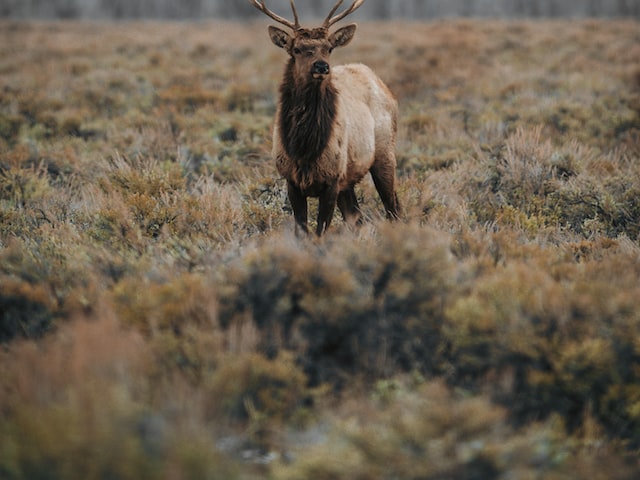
[250,0,400,236]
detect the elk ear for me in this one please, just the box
[268,26,291,50]
[329,24,357,49]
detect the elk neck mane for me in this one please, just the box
[278,58,338,166]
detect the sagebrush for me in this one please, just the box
[1,19,639,479]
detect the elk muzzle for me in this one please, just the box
[312,60,330,76]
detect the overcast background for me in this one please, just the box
[2,0,639,19]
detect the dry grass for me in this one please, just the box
[1,19,639,478]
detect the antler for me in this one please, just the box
[249,0,300,30]
[323,0,366,29]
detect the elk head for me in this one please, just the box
[250,0,364,86]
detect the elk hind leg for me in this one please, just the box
[337,185,362,225]
[370,155,400,220]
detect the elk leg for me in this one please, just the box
[316,182,338,236]
[337,186,361,225]
[287,181,309,234]
[370,158,400,220]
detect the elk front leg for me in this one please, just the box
[287,181,309,235]
[316,182,338,236]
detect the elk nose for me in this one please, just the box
[312,61,330,75]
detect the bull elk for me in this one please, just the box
[250,0,400,236]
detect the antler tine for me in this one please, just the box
[249,0,298,30]
[323,0,365,28]
[289,0,300,29]
[323,0,344,26]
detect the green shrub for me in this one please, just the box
[1,402,163,480]
[0,317,239,480]
[0,113,23,143]
[112,273,220,382]
[0,279,53,342]
[444,249,640,446]
[218,234,367,383]
[219,225,455,385]
[553,174,640,239]
[273,380,637,480]
[206,352,308,422]
[0,234,97,324]
[156,85,222,111]
[0,162,52,209]
[465,127,640,239]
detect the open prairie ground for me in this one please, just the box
[1,19,640,478]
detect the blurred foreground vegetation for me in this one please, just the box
[1,19,640,479]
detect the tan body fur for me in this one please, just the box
[274,64,397,194]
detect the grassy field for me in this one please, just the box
[1,18,640,479]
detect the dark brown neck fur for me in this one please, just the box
[278,58,338,166]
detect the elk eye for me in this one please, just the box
[293,47,301,55]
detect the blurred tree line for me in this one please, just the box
[2,0,639,19]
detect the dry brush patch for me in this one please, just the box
[1,19,639,478]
